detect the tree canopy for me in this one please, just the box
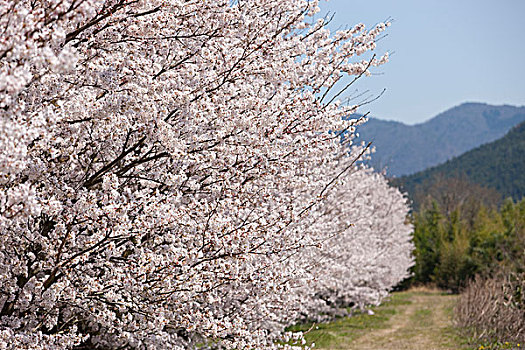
[0,1,412,349]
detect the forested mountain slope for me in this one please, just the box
[392,121,525,206]
[355,103,525,176]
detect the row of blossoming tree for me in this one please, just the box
[0,0,413,348]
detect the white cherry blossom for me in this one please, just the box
[0,0,411,348]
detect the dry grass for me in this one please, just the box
[455,272,525,345]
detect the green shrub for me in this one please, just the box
[410,197,524,292]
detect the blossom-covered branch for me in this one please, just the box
[0,0,411,349]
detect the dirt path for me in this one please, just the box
[301,288,468,350]
[345,290,461,350]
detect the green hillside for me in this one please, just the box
[355,103,525,176]
[392,121,525,208]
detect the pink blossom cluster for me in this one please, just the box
[0,0,412,349]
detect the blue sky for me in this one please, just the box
[317,0,525,124]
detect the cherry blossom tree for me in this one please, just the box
[0,0,410,349]
[295,166,414,319]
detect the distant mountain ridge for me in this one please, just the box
[354,102,525,176]
[392,121,525,206]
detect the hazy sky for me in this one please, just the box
[317,0,525,124]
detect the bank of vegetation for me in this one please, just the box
[404,178,524,346]
[386,120,525,346]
